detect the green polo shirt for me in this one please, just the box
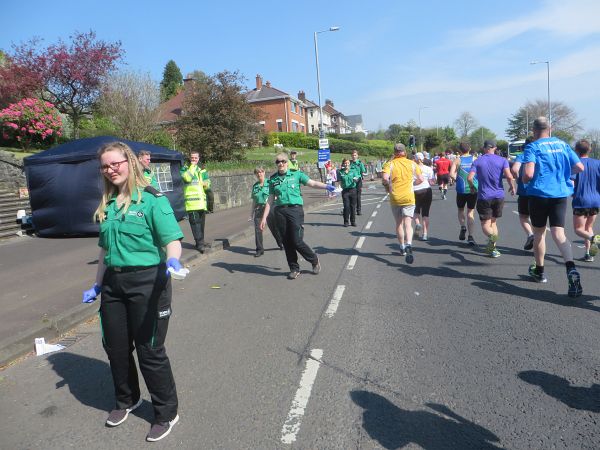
[337,168,359,189]
[269,170,310,206]
[350,159,366,176]
[143,168,159,189]
[98,188,184,267]
[251,180,270,205]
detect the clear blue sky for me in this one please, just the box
[3,0,599,139]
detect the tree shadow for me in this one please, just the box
[211,261,284,276]
[518,370,600,412]
[351,390,503,449]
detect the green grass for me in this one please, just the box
[0,147,38,159]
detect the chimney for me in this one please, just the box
[325,99,333,107]
[266,80,271,88]
[298,91,306,102]
[256,74,262,90]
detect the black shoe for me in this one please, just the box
[195,244,205,254]
[287,270,300,280]
[278,243,284,250]
[528,264,547,283]
[351,223,357,227]
[344,222,349,227]
[254,250,264,257]
[399,247,406,256]
[523,234,534,250]
[356,211,362,215]
[312,260,321,275]
[405,245,414,264]
[567,269,583,298]
[459,226,467,241]
[467,235,476,246]
[106,398,143,427]
[146,415,179,442]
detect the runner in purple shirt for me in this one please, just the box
[468,140,515,257]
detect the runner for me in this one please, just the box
[434,152,451,199]
[522,117,584,297]
[467,140,516,258]
[571,139,600,262]
[413,153,435,241]
[382,143,423,264]
[449,142,477,245]
[510,137,535,250]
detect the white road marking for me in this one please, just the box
[365,221,373,230]
[372,211,378,217]
[310,199,380,213]
[324,285,346,317]
[347,255,358,270]
[376,204,381,209]
[512,210,519,215]
[281,349,323,444]
[356,236,365,249]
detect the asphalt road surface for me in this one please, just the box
[1,184,599,449]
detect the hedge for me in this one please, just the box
[270,132,393,157]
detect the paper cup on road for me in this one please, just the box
[168,266,190,280]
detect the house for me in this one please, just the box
[323,100,351,134]
[346,114,368,135]
[246,75,307,134]
[299,91,331,135]
[156,77,195,128]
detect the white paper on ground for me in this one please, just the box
[35,337,65,356]
[168,267,190,280]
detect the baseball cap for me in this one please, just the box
[394,143,406,152]
[483,139,497,149]
[532,117,549,130]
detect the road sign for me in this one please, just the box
[318,148,330,163]
[319,138,329,149]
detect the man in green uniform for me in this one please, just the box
[138,150,159,189]
[260,153,336,279]
[350,150,368,215]
[180,150,211,253]
[288,151,300,171]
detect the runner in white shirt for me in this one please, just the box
[413,153,436,240]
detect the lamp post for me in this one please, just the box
[418,106,430,152]
[530,60,551,136]
[314,26,340,138]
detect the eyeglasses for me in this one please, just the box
[101,160,128,173]
[275,160,288,164]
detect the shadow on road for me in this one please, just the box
[518,370,600,412]
[351,390,503,449]
[211,261,284,276]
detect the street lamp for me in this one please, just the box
[530,60,551,135]
[314,26,340,138]
[418,106,430,152]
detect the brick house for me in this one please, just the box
[323,100,351,134]
[246,75,307,134]
[156,78,196,129]
[299,91,332,135]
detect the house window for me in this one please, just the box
[311,125,315,133]
[290,102,297,113]
[152,163,174,192]
[300,124,305,133]
[292,121,298,132]
[310,110,313,118]
[276,119,283,132]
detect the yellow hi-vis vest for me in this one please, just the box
[180,165,208,211]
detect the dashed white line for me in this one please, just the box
[356,236,365,249]
[281,349,323,444]
[365,221,373,230]
[372,211,378,217]
[376,204,381,209]
[512,210,519,215]
[325,285,346,317]
[347,255,358,270]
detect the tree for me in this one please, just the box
[0,98,62,149]
[423,130,441,151]
[505,99,582,141]
[0,53,44,108]
[98,71,161,141]
[7,31,123,138]
[385,124,404,143]
[176,70,261,161]
[583,128,600,157]
[469,126,496,151]
[160,60,183,102]
[454,112,478,138]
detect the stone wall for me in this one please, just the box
[0,151,26,192]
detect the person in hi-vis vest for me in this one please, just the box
[180,150,211,253]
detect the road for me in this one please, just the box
[1,184,599,449]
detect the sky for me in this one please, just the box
[2,0,600,140]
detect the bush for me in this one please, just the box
[0,98,63,149]
[145,129,175,149]
[267,132,392,157]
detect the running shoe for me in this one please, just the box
[589,235,600,257]
[287,270,300,280]
[524,234,534,250]
[415,223,423,233]
[467,235,476,246]
[420,234,428,241]
[459,226,467,241]
[528,264,547,283]
[567,268,583,298]
[312,260,321,275]
[146,415,179,442]
[489,249,501,258]
[582,253,594,262]
[106,398,143,427]
[405,245,414,264]
[485,235,498,254]
[399,246,406,256]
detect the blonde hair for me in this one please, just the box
[254,166,265,175]
[94,142,149,222]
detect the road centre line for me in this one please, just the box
[347,255,358,270]
[356,236,365,249]
[310,199,381,214]
[372,211,378,217]
[324,285,346,317]
[365,221,373,230]
[376,204,381,209]
[281,349,324,444]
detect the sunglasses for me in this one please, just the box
[101,159,128,173]
[275,160,288,164]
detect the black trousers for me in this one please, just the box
[99,265,178,423]
[274,205,318,271]
[342,188,357,225]
[356,178,363,213]
[188,210,206,246]
[253,204,282,251]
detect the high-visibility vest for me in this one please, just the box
[180,165,207,211]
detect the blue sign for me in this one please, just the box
[318,148,330,163]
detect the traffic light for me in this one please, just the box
[409,135,416,148]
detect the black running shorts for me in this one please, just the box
[528,196,567,228]
[573,207,599,217]
[414,188,433,217]
[517,195,530,216]
[476,198,504,220]
[456,193,477,210]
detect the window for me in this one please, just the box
[300,124,305,133]
[152,163,174,192]
[292,121,298,132]
[277,119,283,132]
[310,110,314,118]
[290,102,297,113]
[311,125,315,133]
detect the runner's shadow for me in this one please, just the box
[211,261,283,276]
[351,231,397,239]
[351,390,503,449]
[518,370,600,412]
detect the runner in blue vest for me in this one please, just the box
[450,142,477,245]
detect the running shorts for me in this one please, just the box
[528,196,567,228]
[456,193,477,210]
[573,207,599,217]
[517,195,530,216]
[437,174,450,185]
[414,188,432,217]
[476,198,504,220]
[391,204,415,219]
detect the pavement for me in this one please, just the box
[0,187,345,367]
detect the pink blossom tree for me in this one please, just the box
[0,98,63,149]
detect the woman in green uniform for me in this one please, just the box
[82,142,184,442]
[250,167,283,256]
[260,152,336,279]
[337,158,359,227]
